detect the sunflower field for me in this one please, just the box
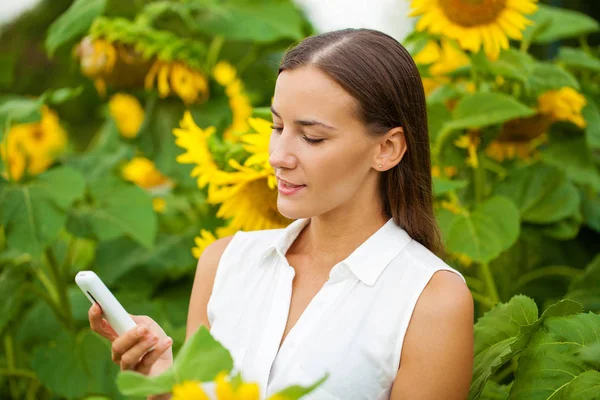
[0,0,599,399]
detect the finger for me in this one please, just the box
[89,304,118,341]
[137,336,173,375]
[111,325,148,364]
[119,333,160,371]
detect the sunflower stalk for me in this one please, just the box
[44,248,74,330]
[479,262,500,307]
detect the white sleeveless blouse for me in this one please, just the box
[207,217,466,399]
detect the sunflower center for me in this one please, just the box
[439,0,507,27]
[31,127,45,142]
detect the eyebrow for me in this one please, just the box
[270,106,338,131]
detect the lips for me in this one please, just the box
[276,177,306,196]
[277,177,305,188]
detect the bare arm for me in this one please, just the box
[186,236,234,340]
[390,270,474,400]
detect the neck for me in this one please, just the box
[291,207,390,268]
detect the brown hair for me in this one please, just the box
[278,28,444,256]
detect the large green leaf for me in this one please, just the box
[509,312,600,400]
[539,210,583,241]
[0,97,42,141]
[566,254,600,313]
[470,296,538,400]
[195,1,305,43]
[0,166,85,256]
[528,62,580,94]
[472,49,535,84]
[94,227,197,286]
[31,330,122,399]
[437,196,520,264]
[481,381,512,400]
[541,135,600,192]
[45,0,107,56]
[471,297,582,400]
[117,326,234,396]
[523,5,599,44]
[557,48,600,72]
[68,176,157,249]
[494,163,580,224]
[445,93,535,132]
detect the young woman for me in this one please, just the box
[89,28,474,399]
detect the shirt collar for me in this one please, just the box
[258,217,412,286]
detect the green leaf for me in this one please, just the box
[31,330,122,399]
[541,135,600,192]
[523,5,599,44]
[582,189,600,233]
[444,92,535,132]
[195,1,305,43]
[40,86,84,105]
[494,163,580,224]
[472,49,535,84]
[539,210,583,240]
[433,177,467,196]
[528,62,580,94]
[0,266,29,336]
[428,102,452,143]
[117,326,234,396]
[272,375,329,399]
[67,120,135,183]
[583,97,600,151]
[566,254,600,313]
[68,176,157,249]
[0,166,85,256]
[557,47,600,72]
[94,227,197,286]
[437,196,520,264]
[509,312,600,400]
[0,97,42,140]
[481,381,512,400]
[45,0,107,56]
[470,295,538,400]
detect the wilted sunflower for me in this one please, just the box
[145,61,209,105]
[409,0,538,60]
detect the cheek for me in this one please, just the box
[307,144,369,190]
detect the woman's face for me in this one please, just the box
[269,66,386,220]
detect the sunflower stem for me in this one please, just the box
[480,262,500,307]
[205,35,225,72]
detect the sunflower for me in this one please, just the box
[454,131,480,168]
[1,106,67,181]
[122,157,172,190]
[537,87,587,128]
[172,111,220,189]
[240,118,272,169]
[208,159,289,232]
[171,380,209,400]
[212,62,252,143]
[409,0,538,60]
[485,113,551,162]
[109,93,145,138]
[145,61,209,105]
[415,39,470,95]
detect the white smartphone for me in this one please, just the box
[75,270,137,336]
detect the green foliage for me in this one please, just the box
[46,0,107,56]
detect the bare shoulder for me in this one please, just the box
[390,270,474,400]
[186,236,234,339]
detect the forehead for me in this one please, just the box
[273,66,358,121]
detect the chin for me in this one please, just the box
[277,199,312,220]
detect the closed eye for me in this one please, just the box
[270,125,324,145]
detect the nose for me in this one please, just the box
[269,130,297,170]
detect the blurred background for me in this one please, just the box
[0,0,599,399]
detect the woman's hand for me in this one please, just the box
[88,303,174,376]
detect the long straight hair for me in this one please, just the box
[278,28,444,256]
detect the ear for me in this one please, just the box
[373,127,407,171]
